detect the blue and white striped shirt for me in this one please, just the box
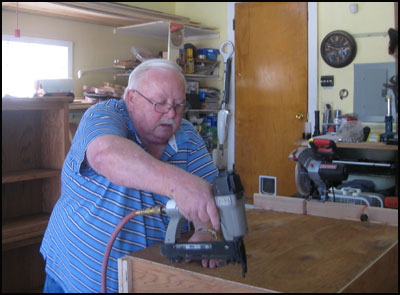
[40,99,218,292]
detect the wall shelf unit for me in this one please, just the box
[2,96,69,292]
[114,20,220,77]
[114,20,219,41]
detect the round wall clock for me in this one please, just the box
[320,30,357,68]
[170,29,183,47]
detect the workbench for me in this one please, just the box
[118,195,398,293]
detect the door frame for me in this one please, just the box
[226,2,318,170]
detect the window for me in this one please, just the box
[2,35,72,98]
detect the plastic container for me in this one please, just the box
[199,91,207,100]
[197,48,220,61]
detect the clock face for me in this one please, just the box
[321,30,357,68]
[170,29,183,47]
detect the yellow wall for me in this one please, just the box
[175,2,228,43]
[318,2,395,131]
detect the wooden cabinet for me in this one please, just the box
[2,97,69,292]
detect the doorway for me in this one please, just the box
[234,2,309,201]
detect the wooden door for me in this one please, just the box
[235,2,308,201]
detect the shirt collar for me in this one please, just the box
[162,120,189,159]
[168,134,178,153]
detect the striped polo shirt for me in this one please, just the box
[40,99,218,293]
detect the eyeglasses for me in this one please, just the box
[131,89,187,114]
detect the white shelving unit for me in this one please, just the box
[115,72,221,81]
[82,21,221,81]
[114,20,221,81]
[114,20,222,120]
[184,74,221,81]
[187,109,218,114]
[114,21,219,41]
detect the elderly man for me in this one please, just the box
[40,59,220,292]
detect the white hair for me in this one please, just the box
[123,59,186,100]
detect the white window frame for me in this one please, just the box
[2,34,73,97]
[2,34,73,78]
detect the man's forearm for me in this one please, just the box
[86,134,220,230]
[86,134,181,198]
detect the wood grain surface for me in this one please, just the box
[235,2,308,199]
[120,209,398,292]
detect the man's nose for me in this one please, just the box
[164,105,176,118]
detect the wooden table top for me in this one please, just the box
[125,209,398,292]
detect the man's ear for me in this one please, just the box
[126,90,134,105]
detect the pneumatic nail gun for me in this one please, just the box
[160,170,248,277]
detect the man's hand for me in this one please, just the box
[169,173,220,231]
[187,229,225,269]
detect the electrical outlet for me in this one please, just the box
[321,75,334,87]
[259,176,277,195]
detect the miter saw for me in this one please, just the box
[289,140,387,208]
[160,170,248,277]
[289,138,349,201]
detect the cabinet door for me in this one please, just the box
[235,2,308,200]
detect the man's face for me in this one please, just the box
[126,68,186,146]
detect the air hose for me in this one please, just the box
[101,205,164,293]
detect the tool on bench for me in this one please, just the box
[289,139,385,207]
[217,41,234,156]
[161,170,248,278]
[102,171,248,292]
[380,28,398,144]
[289,138,348,202]
[381,79,398,144]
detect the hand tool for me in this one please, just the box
[313,110,321,137]
[102,171,248,292]
[382,76,398,145]
[217,41,234,156]
[379,94,395,142]
[160,170,248,277]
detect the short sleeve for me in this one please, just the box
[69,101,129,174]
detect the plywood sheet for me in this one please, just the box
[120,209,398,292]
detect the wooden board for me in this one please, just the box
[254,194,398,226]
[119,209,398,293]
